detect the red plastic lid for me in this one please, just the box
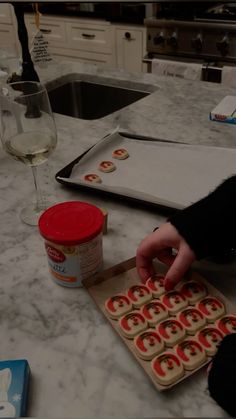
[38,201,104,246]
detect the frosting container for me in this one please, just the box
[38,201,104,287]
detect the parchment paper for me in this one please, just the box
[59,131,236,209]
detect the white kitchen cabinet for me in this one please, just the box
[115,25,147,73]
[0,4,18,54]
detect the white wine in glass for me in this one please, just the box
[0,81,57,225]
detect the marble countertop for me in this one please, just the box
[1,59,236,418]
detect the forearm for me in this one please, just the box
[169,175,236,259]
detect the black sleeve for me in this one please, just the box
[169,175,236,259]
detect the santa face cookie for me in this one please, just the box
[157,319,186,347]
[99,161,116,173]
[216,315,236,335]
[180,280,207,304]
[151,352,184,386]
[112,148,129,160]
[146,274,165,297]
[175,339,206,370]
[119,311,148,339]
[134,329,164,360]
[141,300,168,326]
[84,174,102,183]
[161,291,188,314]
[105,295,132,319]
[178,307,206,335]
[127,285,152,308]
[197,327,224,356]
[197,297,225,323]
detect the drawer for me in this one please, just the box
[25,16,67,47]
[0,24,16,47]
[50,47,115,67]
[66,22,113,54]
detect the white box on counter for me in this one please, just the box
[210,95,236,124]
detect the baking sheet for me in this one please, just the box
[56,131,236,209]
[83,257,236,392]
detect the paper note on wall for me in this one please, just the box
[152,58,202,81]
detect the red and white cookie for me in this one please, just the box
[98,161,116,173]
[161,291,188,315]
[84,173,102,183]
[197,296,225,323]
[141,300,168,326]
[127,285,152,308]
[197,326,224,356]
[105,295,132,319]
[146,274,165,297]
[157,319,186,347]
[178,307,206,335]
[175,339,206,370]
[112,148,129,160]
[180,280,207,304]
[134,329,164,360]
[216,314,236,335]
[151,352,184,386]
[119,311,148,339]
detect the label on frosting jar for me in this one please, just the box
[45,233,103,287]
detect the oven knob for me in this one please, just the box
[153,32,165,45]
[216,35,229,56]
[191,34,203,52]
[169,32,178,48]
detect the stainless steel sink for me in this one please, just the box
[46,74,156,120]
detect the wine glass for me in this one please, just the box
[0,81,57,225]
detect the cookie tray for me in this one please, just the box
[55,131,236,210]
[82,257,236,392]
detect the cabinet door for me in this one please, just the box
[116,28,144,73]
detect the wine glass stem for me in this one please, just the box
[31,166,45,212]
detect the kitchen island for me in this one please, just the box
[0,59,235,417]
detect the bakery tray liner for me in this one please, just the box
[82,257,236,391]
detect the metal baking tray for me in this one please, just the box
[55,131,236,210]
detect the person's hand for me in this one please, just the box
[136,222,196,291]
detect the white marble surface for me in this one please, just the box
[1,59,236,417]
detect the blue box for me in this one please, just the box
[0,360,30,417]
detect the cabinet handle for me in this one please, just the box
[124,32,135,41]
[82,33,95,39]
[40,28,52,34]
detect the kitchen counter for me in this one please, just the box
[1,59,236,417]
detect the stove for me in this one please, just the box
[144,2,236,82]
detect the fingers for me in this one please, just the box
[136,232,164,283]
[164,245,196,291]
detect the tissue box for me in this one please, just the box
[210,95,236,124]
[0,359,30,417]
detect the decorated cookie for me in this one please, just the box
[127,285,152,308]
[178,307,206,335]
[84,173,102,183]
[161,291,188,314]
[151,352,184,386]
[98,161,116,173]
[197,296,225,323]
[197,326,224,356]
[119,311,148,339]
[216,315,236,335]
[146,274,165,297]
[180,280,207,304]
[141,300,168,326]
[175,339,206,370]
[112,148,129,160]
[134,329,164,360]
[157,319,186,347]
[105,295,132,319]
